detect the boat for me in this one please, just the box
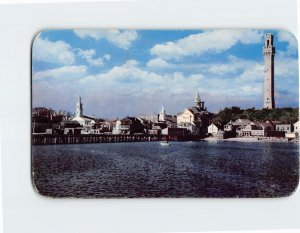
[160,141,170,146]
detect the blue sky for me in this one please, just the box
[32,29,298,119]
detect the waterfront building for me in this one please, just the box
[293,121,300,133]
[72,96,97,128]
[177,91,212,135]
[112,117,147,135]
[59,120,82,135]
[138,113,159,123]
[224,118,252,136]
[240,121,274,137]
[208,123,221,135]
[158,105,177,123]
[263,33,276,109]
[161,127,188,137]
[32,107,66,133]
[284,120,300,139]
[275,123,293,134]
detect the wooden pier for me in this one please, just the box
[32,134,203,145]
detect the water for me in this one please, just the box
[32,141,299,198]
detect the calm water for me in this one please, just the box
[32,141,299,198]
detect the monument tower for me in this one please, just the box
[263,33,276,109]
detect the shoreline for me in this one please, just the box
[204,137,297,143]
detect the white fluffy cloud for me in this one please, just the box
[32,35,75,65]
[146,58,172,68]
[73,29,138,49]
[77,49,111,66]
[277,31,298,55]
[207,55,257,75]
[81,60,203,89]
[33,65,87,80]
[276,55,298,77]
[150,30,263,60]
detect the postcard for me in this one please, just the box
[31,29,299,198]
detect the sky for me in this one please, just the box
[32,29,299,119]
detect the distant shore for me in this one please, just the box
[203,137,296,143]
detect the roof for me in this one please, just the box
[256,121,273,127]
[232,119,252,126]
[210,123,221,128]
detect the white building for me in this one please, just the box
[224,119,252,136]
[177,91,211,135]
[208,123,221,135]
[275,123,292,133]
[71,96,96,128]
[293,121,300,133]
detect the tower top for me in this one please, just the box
[194,91,201,107]
[76,96,83,117]
[263,33,275,56]
[160,105,165,114]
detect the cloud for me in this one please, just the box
[80,60,203,89]
[207,55,256,75]
[32,35,75,65]
[146,58,172,68]
[150,30,263,60]
[276,55,298,77]
[33,65,87,80]
[73,29,138,49]
[77,49,111,66]
[277,31,298,55]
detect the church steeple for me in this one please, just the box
[194,91,205,109]
[159,105,166,121]
[194,91,201,108]
[76,96,83,117]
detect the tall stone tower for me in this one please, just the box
[76,96,83,117]
[263,33,276,109]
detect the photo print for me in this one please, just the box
[31,29,299,198]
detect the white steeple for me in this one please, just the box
[159,105,166,121]
[76,96,83,117]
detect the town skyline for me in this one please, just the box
[32,29,298,119]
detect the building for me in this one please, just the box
[177,91,212,135]
[71,96,97,128]
[112,117,147,135]
[161,127,188,137]
[263,33,276,109]
[158,105,177,123]
[240,121,273,137]
[275,123,293,134]
[293,121,300,133]
[284,120,300,139]
[59,120,81,135]
[138,113,159,123]
[208,123,221,135]
[224,118,252,136]
[32,107,66,133]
